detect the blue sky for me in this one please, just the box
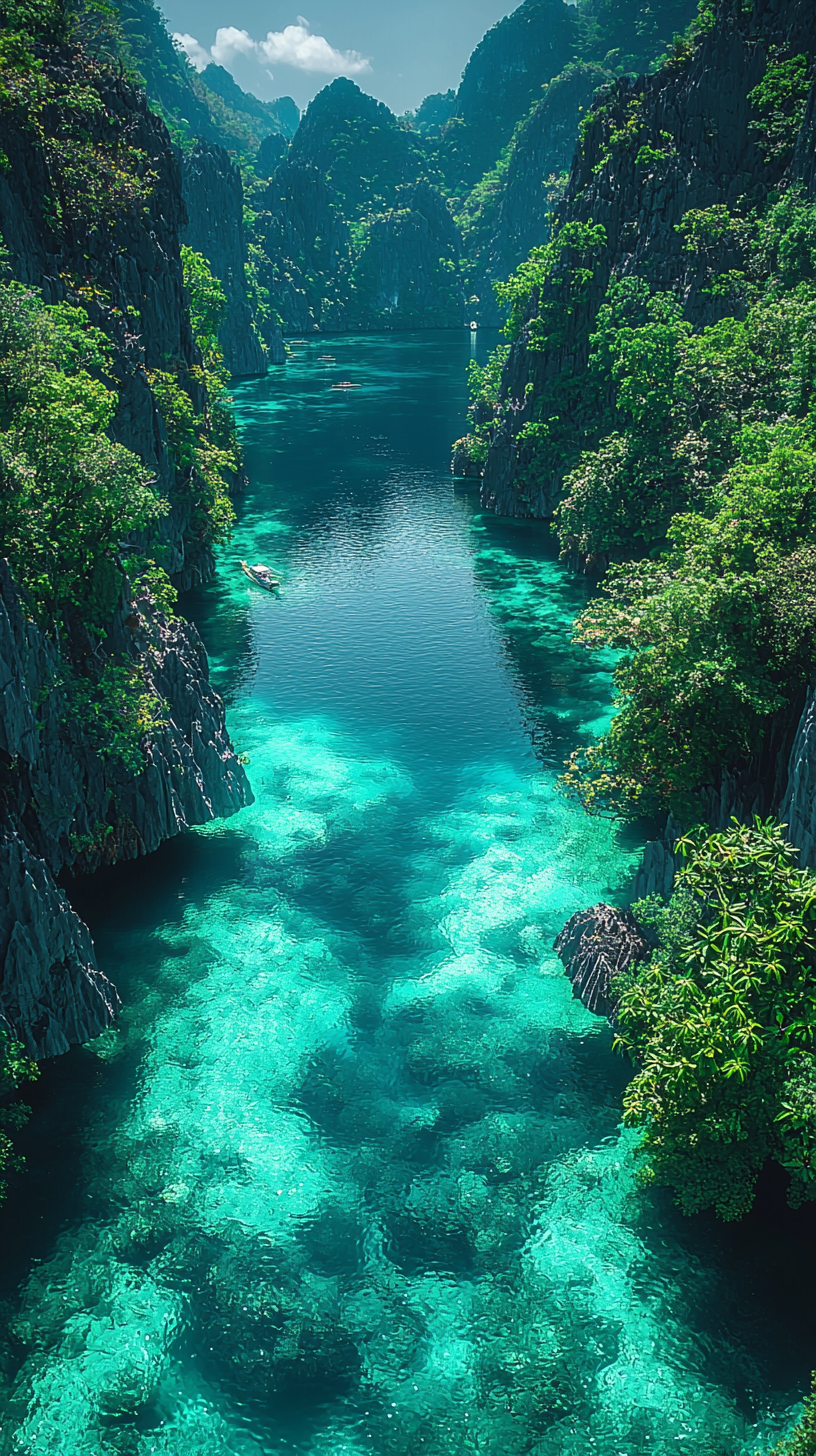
[165,0,517,115]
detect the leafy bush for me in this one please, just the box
[0,280,165,631]
[769,1375,816,1456]
[68,661,167,775]
[748,48,811,161]
[616,820,816,1220]
[495,219,607,346]
[0,1029,36,1204]
[565,419,816,815]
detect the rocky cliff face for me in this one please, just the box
[181,140,281,373]
[445,0,579,187]
[251,158,354,333]
[249,80,465,332]
[0,46,253,1056]
[0,50,217,587]
[481,0,816,517]
[0,559,252,1058]
[351,181,464,328]
[469,62,612,326]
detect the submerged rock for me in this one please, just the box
[554,903,651,1017]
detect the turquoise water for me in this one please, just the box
[0,333,813,1455]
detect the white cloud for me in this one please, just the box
[259,23,369,75]
[173,20,370,80]
[211,26,260,66]
[174,32,212,73]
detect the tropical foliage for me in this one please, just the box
[616,820,816,1220]
[769,1375,816,1456]
[0,279,165,631]
[549,193,816,815]
[0,1030,36,1205]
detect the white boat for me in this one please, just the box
[241,560,280,591]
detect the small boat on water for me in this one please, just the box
[241,560,280,591]
[318,355,336,362]
[331,380,360,390]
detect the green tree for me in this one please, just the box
[617,820,816,1221]
[0,282,165,629]
[0,1029,36,1204]
[564,419,816,816]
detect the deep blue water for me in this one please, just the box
[0,333,813,1456]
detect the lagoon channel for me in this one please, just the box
[0,332,814,1456]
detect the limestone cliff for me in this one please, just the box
[480,0,816,517]
[467,62,613,326]
[443,0,579,188]
[0,563,251,1058]
[0,52,217,587]
[350,181,464,329]
[181,140,282,373]
[248,80,465,332]
[0,44,253,1056]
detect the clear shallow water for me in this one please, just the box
[1,333,814,1455]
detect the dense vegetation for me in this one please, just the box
[559,193,816,817]
[0,247,236,638]
[615,820,816,1220]
[0,0,242,707]
[0,279,165,631]
[466,171,816,819]
[0,1031,36,1205]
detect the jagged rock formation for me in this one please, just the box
[0,47,254,1056]
[198,65,299,140]
[0,560,252,1057]
[256,132,289,177]
[249,79,464,332]
[554,903,651,1016]
[470,64,613,326]
[251,159,354,333]
[480,0,816,517]
[181,141,281,373]
[0,833,120,1059]
[352,181,463,328]
[443,0,579,187]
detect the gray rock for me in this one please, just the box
[554,903,651,1016]
[0,833,119,1058]
[0,560,253,1057]
[779,686,816,869]
[0,59,257,1059]
[181,141,278,375]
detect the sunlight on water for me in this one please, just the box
[0,336,809,1456]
